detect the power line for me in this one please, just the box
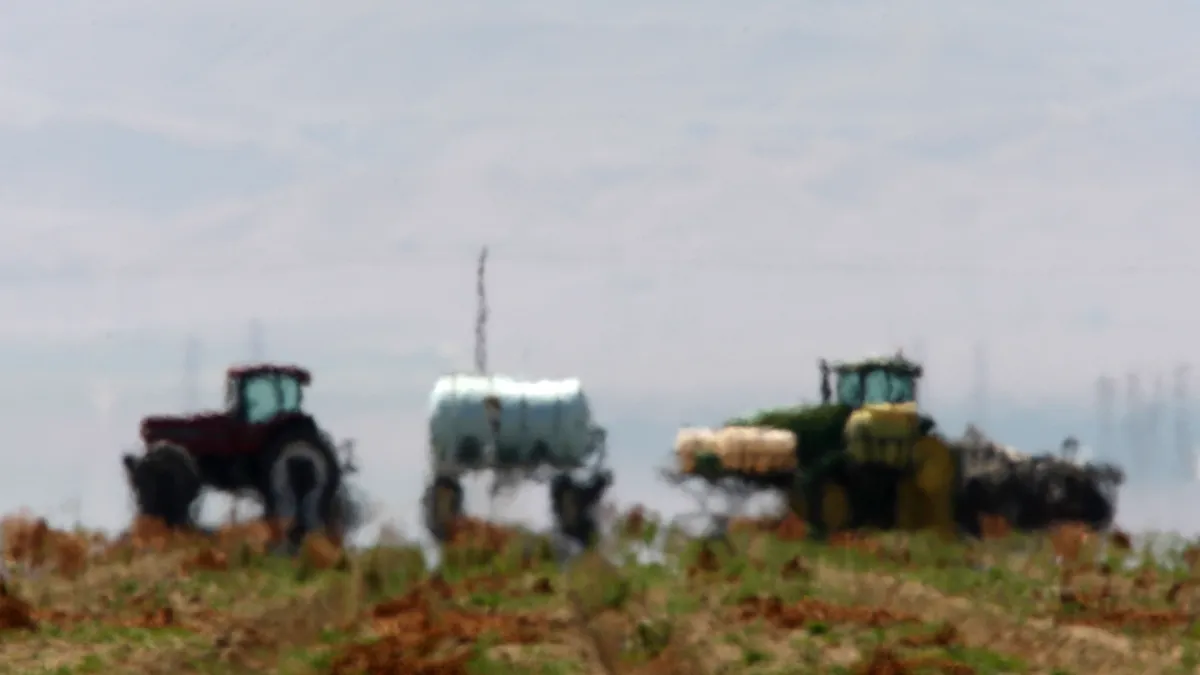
[2,248,1199,286]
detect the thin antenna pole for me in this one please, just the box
[474,246,503,501]
[474,247,489,375]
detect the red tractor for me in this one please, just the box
[121,363,359,544]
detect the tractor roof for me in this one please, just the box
[226,363,312,385]
[827,352,923,377]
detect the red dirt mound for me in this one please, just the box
[734,594,921,629]
[727,513,807,540]
[329,580,554,674]
[439,518,555,570]
[0,581,36,632]
[622,506,647,539]
[216,520,281,556]
[2,515,91,578]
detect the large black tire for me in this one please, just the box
[1049,473,1115,532]
[257,427,342,547]
[123,441,202,528]
[956,475,1023,537]
[551,471,612,547]
[422,476,464,543]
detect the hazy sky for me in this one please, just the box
[1,1,1198,540]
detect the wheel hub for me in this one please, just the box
[269,441,330,534]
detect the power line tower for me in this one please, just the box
[1148,373,1166,480]
[1175,364,1194,482]
[183,335,201,412]
[1095,374,1115,462]
[972,341,988,431]
[1124,372,1144,482]
[250,319,265,361]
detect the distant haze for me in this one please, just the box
[2,333,1194,542]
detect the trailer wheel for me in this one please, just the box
[551,472,611,547]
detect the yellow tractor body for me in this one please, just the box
[826,353,957,537]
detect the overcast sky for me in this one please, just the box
[1,0,1198,540]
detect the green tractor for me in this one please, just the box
[723,352,957,538]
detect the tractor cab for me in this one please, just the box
[820,352,934,466]
[821,352,922,408]
[140,363,316,457]
[224,364,312,423]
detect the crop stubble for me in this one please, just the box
[3,509,1200,674]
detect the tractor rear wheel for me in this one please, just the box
[258,428,342,548]
[123,441,202,529]
[423,476,464,543]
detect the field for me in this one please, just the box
[3,511,1200,674]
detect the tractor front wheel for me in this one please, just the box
[124,441,202,529]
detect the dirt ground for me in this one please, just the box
[3,509,1200,674]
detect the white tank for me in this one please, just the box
[428,373,601,472]
[674,426,797,474]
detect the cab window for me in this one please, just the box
[242,374,281,423]
[863,369,891,404]
[887,372,916,403]
[835,373,863,407]
[278,375,304,411]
